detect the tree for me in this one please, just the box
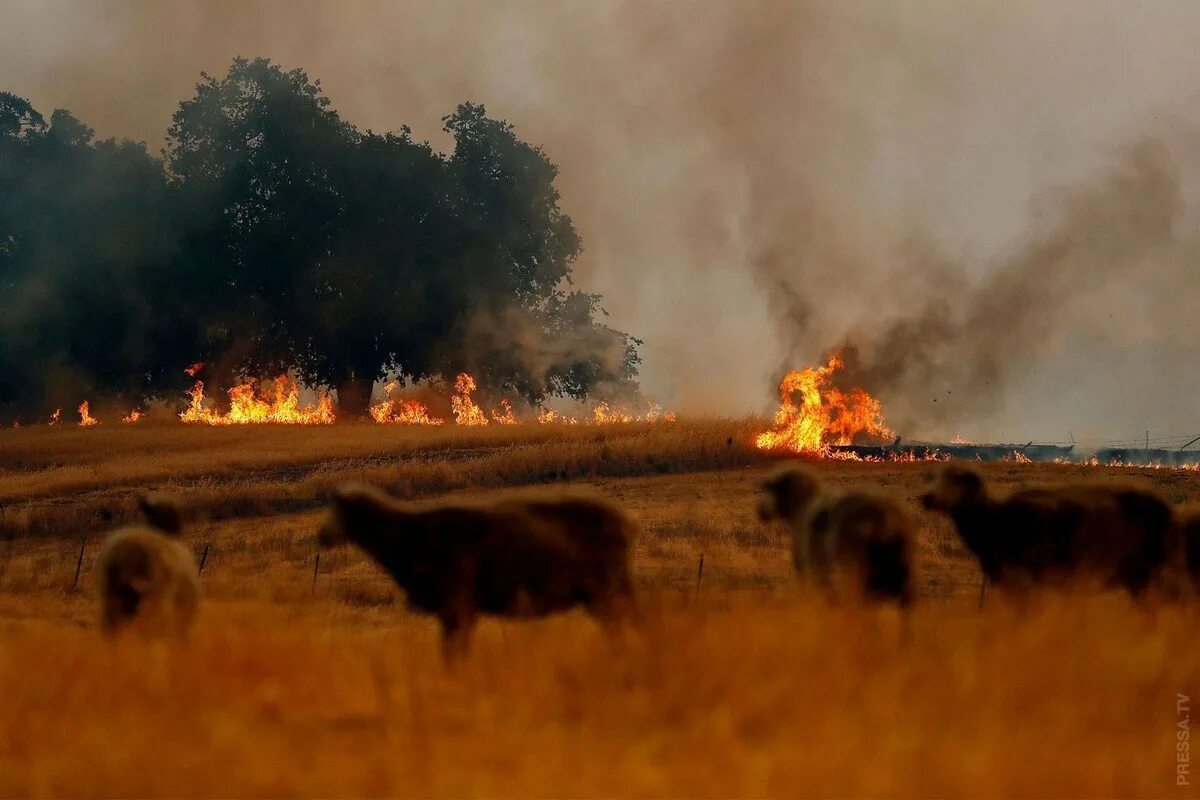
[1,60,641,419]
[164,56,355,390]
[0,96,191,415]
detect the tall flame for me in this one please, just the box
[450,373,489,426]
[78,402,99,427]
[754,353,890,454]
[370,381,444,425]
[180,376,335,425]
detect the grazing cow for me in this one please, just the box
[1174,507,1200,592]
[318,484,638,660]
[921,465,1173,597]
[95,494,199,637]
[758,467,916,606]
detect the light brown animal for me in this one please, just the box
[921,465,1173,597]
[318,484,637,660]
[758,467,915,605]
[95,494,199,637]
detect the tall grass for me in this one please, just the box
[0,593,1191,797]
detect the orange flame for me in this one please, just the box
[536,408,578,425]
[754,353,891,454]
[450,373,489,427]
[48,409,61,426]
[369,381,445,426]
[121,409,145,424]
[491,398,518,425]
[78,402,99,427]
[180,376,335,425]
[184,362,205,377]
[537,402,675,425]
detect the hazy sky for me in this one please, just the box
[3,1,1199,443]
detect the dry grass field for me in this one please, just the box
[0,421,1197,797]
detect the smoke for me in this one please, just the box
[835,139,1184,432]
[5,2,1200,436]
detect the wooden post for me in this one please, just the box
[1145,430,1150,452]
[197,543,210,576]
[71,538,87,591]
[312,550,321,594]
[695,553,704,592]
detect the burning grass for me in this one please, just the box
[756,352,891,455]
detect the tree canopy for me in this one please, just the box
[0,57,640,418]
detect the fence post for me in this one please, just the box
[312,549,321,594]
[197,543,210,576]
[71,538,87,591]
[695,553,704,593]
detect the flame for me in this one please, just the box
[121,409,145,424]
[591,402,635,424]
[48,409,61,426]
[450,373,489,427]
[754,353,891,454]
[78,402,99,427]
[184,362,205,377]
[180,376,335,425]
[537,402,675,425]
[491,398,518,425]
[370,381,445,425]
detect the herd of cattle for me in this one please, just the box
[94,464,1200,657]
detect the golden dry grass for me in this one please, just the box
[0,424,1198,797]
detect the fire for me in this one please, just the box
[121,409,145,423]
[754,353,891,454]
[537,408,579,425]
[369,381,444,426]
[450,373,489,427]
[184,362,205,377]
[491,398,518,425]
[78,401,99,427]
[180,376,335,425]
[48,409,61,426]
[537,402,676,425]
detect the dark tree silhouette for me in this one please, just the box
[0,95,194,415]
[0,58,640,419]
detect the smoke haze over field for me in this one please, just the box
[4,0,1200,441]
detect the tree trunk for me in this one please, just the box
[336,375,374,420]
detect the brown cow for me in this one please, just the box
[759,467,916,606]
[318,484,637,660]
[1173,506,1200,593]
[921,465,1173,598]
[95,494,199,637]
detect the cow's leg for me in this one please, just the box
[438,575,477,664]
[439,609,475,664]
